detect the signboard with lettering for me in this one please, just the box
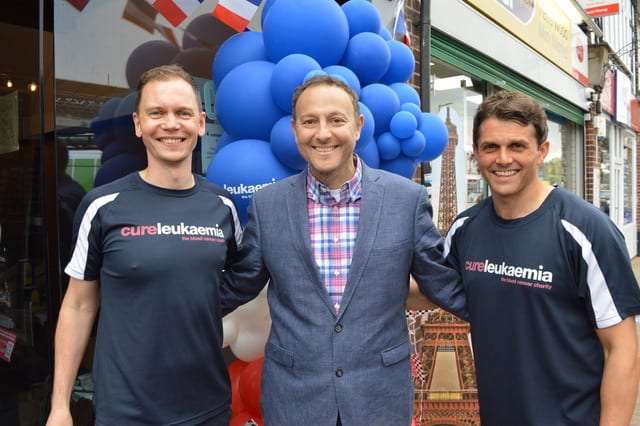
[465,0,588,85]
[577,0,620,17]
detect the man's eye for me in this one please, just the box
[148,111,162,118]
[179,111,194,118]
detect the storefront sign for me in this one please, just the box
[615,69,632,126]
[630,99,640,132]
[577,1,620,17]
[601,69,615,115]
[465,0,588,86]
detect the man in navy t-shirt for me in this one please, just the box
[46,65,241,426]
[445,91,640,425]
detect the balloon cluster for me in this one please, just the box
[207,0,448,221]
[222,288,270,424]
[90,15,235,187]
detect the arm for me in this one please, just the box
[47,278,99,426]
[406,276,438,311]
[219,197,270,316]
[411,188,468,319]
[596,316,640,426]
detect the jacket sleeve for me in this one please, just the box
[410,186,468,320]
[219,196,270,316]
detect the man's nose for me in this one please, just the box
[162,113,180,129]
[496,147,512,164]
[316,121,331,139]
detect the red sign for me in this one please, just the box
[581,1,620,17]
[630,99,640,132]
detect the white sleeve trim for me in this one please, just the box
[65,193,119,280]
[444,217,469,258]
[219,195,243,246]
[561,219,622,328]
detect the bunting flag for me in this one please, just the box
[123,0,179,47]
[66,0,90,11]
[147,0,204,27]
[123,0,159,34]
[212,0,262,32]
[393,0,411,47]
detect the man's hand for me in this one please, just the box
[46,407,73,426]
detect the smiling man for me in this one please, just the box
[220,75,466,426]
[445,91,640,425]
[47,65,241,426]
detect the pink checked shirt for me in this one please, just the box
[306,158,362,313]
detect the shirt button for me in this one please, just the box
[333,237,339,243]
[335,368,343,377]
[334,323,343,333]
[334,271,340,276]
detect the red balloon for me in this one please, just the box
[239,358,264,417]
[228,359,248,414]
[229,411,255,426]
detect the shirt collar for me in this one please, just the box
[306,156,363,205]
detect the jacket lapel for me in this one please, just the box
[337,166,384,319]
[285,172,337,316]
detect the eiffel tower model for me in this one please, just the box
[412,107,480,426]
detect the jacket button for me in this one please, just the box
[334,323,343,333]
[335,368,343,377]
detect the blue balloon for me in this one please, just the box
[215,61,285,141]
[91,97,121,148]
[380,155,417,179]
[207,139,296,224]
[376,132,401,160]
[94,153,147,187]
[323,65,361,96]
[401,131,426,158]
[379,26,392,41]
[360,83,400,136]
[390,82,421,106]
[270,115,306,171]
[263,0,349,67]
[356,136,379,168]
[212,32,266,87]
[272,54,321,113]
[261,0,279,28]
[380,40,415,84]
[215,132,235,154]
[357,102,375,148]
[401,102,422,125]
[390,110,418,139]
[342,0,381,37]
[304,69,328,82]
[125,40,179,88]
[113,92,142,150]
[418,112,449,161]
[340,32,390,85]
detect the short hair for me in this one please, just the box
[473,91,548,147]
[135,64,201,112]
[291,75,360,120]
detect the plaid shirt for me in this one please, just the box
[307,158,362,313]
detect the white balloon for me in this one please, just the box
[230,324,271,362]
[222,315,239,348]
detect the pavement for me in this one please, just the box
[631,257,640,425]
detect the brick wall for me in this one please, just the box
[584,104,598,204]
[405,0,421,91]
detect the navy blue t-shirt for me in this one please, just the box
[446,187,640,426]
[65,173,242,426]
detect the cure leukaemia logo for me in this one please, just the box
[121,222,225,242]
[465,259,554,290]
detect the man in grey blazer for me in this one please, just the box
[221,76,466,426]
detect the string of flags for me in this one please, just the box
[66,0,262,33]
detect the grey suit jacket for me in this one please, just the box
[221,164,467,426]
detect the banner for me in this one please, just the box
[465,0,588,86]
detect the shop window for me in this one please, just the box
[540,117,581,195]
[598,134,611,216]
[429,59,486,233]
[623,136,634,225]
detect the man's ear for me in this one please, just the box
[537,139,550,164]
[133,112,142,138]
